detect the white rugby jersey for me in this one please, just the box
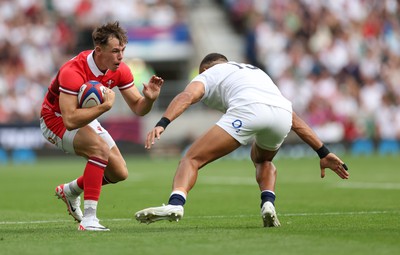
[191,61,292,113]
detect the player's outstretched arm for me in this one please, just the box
[145,81,205,149]
[291,111,349,179]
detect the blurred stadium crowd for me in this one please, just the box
[1,0,399,152]
[219,0,400,150]
[0,0,186,124]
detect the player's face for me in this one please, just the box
[97,37,126,72]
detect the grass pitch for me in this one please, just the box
[0,154,399,255]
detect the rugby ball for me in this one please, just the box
[77,81,106,108]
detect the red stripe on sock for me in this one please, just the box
[83,157,108,201]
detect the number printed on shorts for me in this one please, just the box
[228,62,259,70]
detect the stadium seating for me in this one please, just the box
[350,138,374,155]
[0,148,8,164]
[11,149,37,164]
[377,139,400,155]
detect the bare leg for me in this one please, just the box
[250,143,278,192]
[250,142,281,227]
[172,125,241,195]
[135,125,241,224]
[255,161,277,191]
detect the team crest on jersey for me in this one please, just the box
[106,80,114,87]
[232,119,242,133]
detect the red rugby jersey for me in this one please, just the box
[42,50,134,114]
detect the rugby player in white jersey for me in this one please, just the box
[135,53,349,227]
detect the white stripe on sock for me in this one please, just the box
[261,190,275,195]
[170,190,187,200]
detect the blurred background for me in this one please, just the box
[1,0,400,163]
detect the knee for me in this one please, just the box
[87,139,110,160]
[117,169,129,182]
[105,162,129,183]
[104,170,128,184]
[179,156,202,170]
[115,159,129,181]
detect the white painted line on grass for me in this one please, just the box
[335,182,400,190]
[0,218,131,225]
[187,210,399,219]
[279,210,398,217]
[0,219,70,225]
[0,211,398,225]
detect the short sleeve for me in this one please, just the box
[58,66,86,95]
[117,62,134,90]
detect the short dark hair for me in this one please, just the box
[199,53,228,73]
[92,21,128,47]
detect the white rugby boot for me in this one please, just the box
[135,204,184,224]
[78,217,110,231]
[55,184,83,222]
[261,201,281,227]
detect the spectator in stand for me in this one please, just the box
[0,0,186,124]
[218,0,400,147]
[1,0,400,151]
[375,93,400,154]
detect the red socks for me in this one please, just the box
[83,157,108,201]
[77,176,84,189]
[75,172,112,188]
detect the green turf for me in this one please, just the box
[0,154,399,255]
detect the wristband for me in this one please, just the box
[155,117,171,129]
[316,144,330,159]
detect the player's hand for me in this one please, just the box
[145,126,165,149]
[102,87,115,110]
[320,153,349,179]
[142,75,164,101]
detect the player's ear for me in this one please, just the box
[94,45,102,54]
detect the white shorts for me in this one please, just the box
[40,118,115,154]
[216,104,292,151]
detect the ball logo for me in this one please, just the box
[78,81,106,108]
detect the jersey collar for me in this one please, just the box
[87,51,105,77]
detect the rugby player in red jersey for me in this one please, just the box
[40,21,164,231]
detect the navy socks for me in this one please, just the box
[168,193,186,206]
[260,190,276,207]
